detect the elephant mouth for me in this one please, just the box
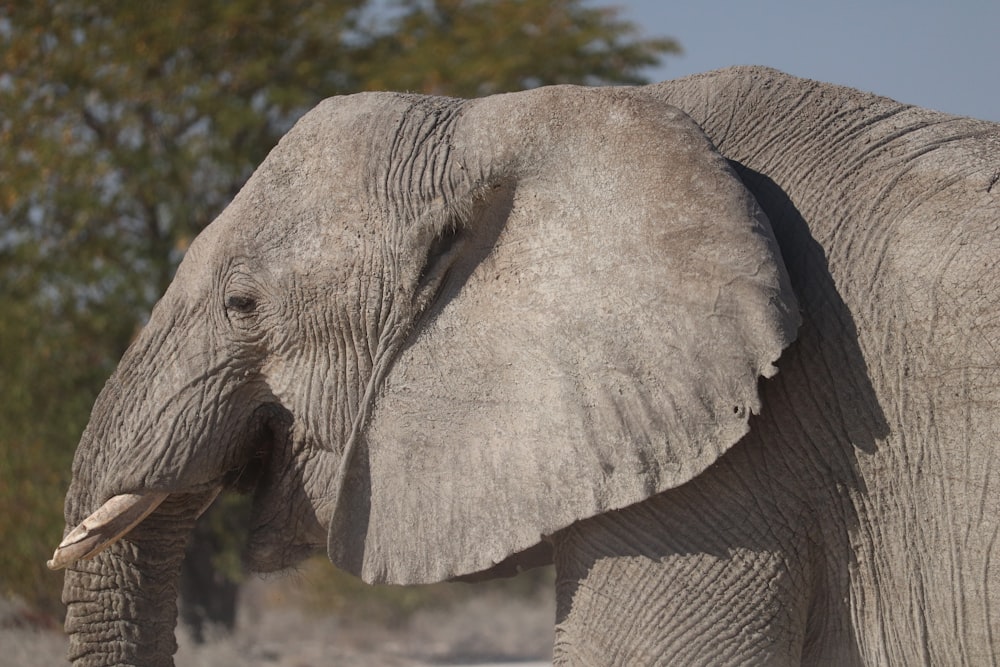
[48,403,290,571]
[223,403,288,495]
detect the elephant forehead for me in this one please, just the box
[206,93,461,265]
[182,174,373,281]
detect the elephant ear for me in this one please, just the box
[329,86,800,584]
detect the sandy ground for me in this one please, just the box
[1,575,554,666]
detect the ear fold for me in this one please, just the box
[329,87,800,585]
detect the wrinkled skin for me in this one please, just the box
[558,67,999,664]
[551,69,1000,666]
[53,68,999,666]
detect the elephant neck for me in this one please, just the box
[656,67,992,253]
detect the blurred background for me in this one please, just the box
[1,1,996,664]
[624,0,1000,121]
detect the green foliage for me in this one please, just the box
[0,0,677,615]
[358,0,679,97]
[0,255,136,610]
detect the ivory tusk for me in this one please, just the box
[47,491,170,570]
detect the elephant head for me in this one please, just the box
[51,85,799,664]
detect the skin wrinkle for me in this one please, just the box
[142,366,241,487]
[555,488,803,665]
[357,251,380,364]
[916,243,966,657]
[860,170,969,288]
[408,109,450,201]
[375,97,464,227]
[91,314,237,494]
[646,66,999,664]
[339,311,358,446]
[879,178,990,662]
[263,261,369,465]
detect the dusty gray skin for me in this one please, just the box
[53,84,796,666]
[52,67,1000,665]
[559,67,997,664]
[547,69,1000,666]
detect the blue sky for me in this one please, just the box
[611,0,999,121]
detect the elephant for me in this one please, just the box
[48,66,1000,666]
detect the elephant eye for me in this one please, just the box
[224,294,257,313]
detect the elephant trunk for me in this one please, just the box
[52,294,260,663]
[61,492,211,666]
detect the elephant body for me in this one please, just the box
[550,67,1000,665]
[52,68,999,666]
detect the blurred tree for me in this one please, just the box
[0,0,679,624]
[0,0,374,620]
[360,0,679,96]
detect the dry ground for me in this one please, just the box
[1,571,554,667]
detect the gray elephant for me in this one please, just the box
[49,67,999,666]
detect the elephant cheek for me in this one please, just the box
[243,448,336,573]
[60,493,210,666]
